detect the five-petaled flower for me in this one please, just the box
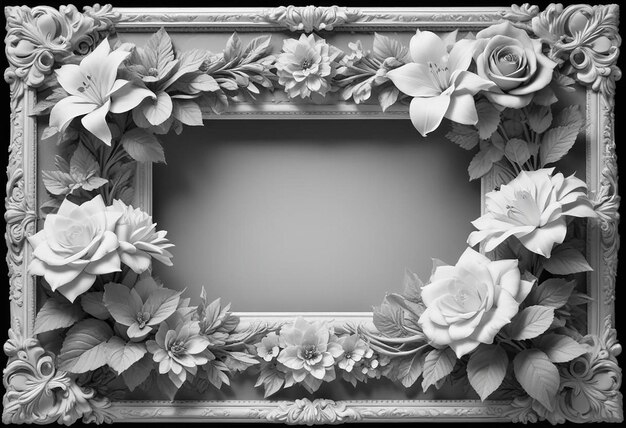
[256,332,281,362]
[146,317,211,388]
[27,195,122,302]
[386,30,496,136]
[50,38,154,145]
[468,168,596,257]
[418,247,534,358]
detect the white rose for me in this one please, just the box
[418,248,534,358]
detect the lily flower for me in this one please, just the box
[386,30,496,136]
[50,38,154,145]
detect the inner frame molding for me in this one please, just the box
[3,3,622,425]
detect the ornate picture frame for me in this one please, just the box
[2,2,623,425]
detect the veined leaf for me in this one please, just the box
[534,334,588,363]
[223,33,242,63]
[467,344,508,401]
[446,123,479,150]
[122,354,154,392]
[476,98,501,139]
[34,296,85,334]
[505,138,531,166]
[121,128,166,164]
[106,336,147,374]
[421,347,456,392]
[373,32,408,61]
[378,86,399,112]
[526,278,576,309]
[513,349,559,411]
[146,28,175,73]
[80,292,110,320]
[172,100,203,126]
[242,35,272,63]
[397,352,425,388]
[539,106,583,166]
[543,247,592,275]
[509,305,555,340]
[57,319,113,373]
[526,104,553,134]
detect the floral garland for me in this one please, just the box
[27,11,611,421]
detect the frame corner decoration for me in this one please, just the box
[2,2,623,425]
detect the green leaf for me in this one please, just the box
[121,128,166,164]
[527,278,576,308]
[80,292,110,320]
[475,98,501,139]
[509,305,555,340]
[122,354,154,392]
[421,347,456,392]
[34,296,85,334]
[57,319,113,373]
[526,104,553,134]
[172,100,203,126]
[106,336,147,374]
[534,334,588,363]
[504,138,531,166]
[446,123,479,150]
[397,352,424,387]
[467,344,508,401]
[513,349,559,411]
[543,247,592,275]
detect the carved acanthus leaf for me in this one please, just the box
[255,6,363,32]
[260,398,362,424]
[4,4,119,89]
[528,3,621,95]
[2,329,112,425]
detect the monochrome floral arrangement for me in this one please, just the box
[2,2,622,426]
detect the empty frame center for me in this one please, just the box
[152,119,480,311]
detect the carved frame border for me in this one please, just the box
[2,3,623,425]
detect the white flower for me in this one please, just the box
[256,332,281,362]
[27,195,122,302]
[468,168,596,257]
[107,199,173,273]
[418,248,534,358]
[50,38,154,145]
[386,30,496,136]
[337,334,371,373]
[275,34,339,99]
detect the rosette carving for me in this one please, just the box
[4,4,119,89]
[261,399,362,424]
[2,329,113,425]
[529,3,621,95]
[256,6,362,32]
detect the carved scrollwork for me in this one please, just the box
[4,3,119,89]
[255,6,363,32]
[528,3,621,95]
[260,399,362,424]
[2,329,113,425]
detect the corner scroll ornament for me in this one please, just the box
[2,328,113,425]
[255,6,363,32]
[259,398,362,424]
[4,4,119,96]
[505,3,621,96]
[505,316,623,424]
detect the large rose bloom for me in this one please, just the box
[27,195,122,302]
[468,168,596,258]
[275,34,338,99]
[106,199,173,274]
[474,21,557,108]
[418,248,534,358]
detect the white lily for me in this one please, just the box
[386,30,496,136]
[50,38,154,145]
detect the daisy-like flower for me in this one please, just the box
[146,317,211,388]
[468,168,596,257]
[106,199,174,274]
[337,334,371,373]
[50,38,154,145]
[256,332,281,362]
[275,34,340,99]
[386,30,496,136]
[277,317,343,382]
